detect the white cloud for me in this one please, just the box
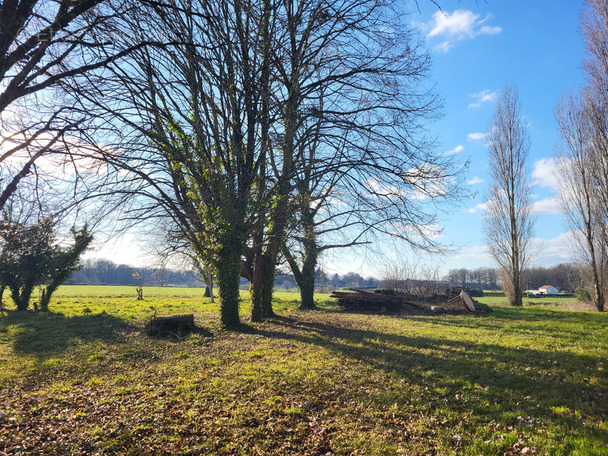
[428,10,478,38]
[480,25,502,35]
[532,157,560,189]
[531,197,561,215]
[425,10,502,53]
[366,177,406,199]
[468,202,487,213]
[530,232,576,264]
[449,244,492,262]
[467,176,484,185]
[468,89,497,108]
[467,132,486,141]
[444,144,464,155]
[435,41,454,53]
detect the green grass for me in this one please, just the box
[477,295,580,304]
[476,294,590,310]
[0,286,606,455]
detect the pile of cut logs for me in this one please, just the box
[331,289,476,314]
[331,290,422,313]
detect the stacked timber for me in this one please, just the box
[331,289,477,314]
[331,290,422,313]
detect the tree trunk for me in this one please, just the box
[204,285,215,303]
[284,205,319,310]
[298,263,316,310]
[13,281,33,311]
[586,224,605,312]
[249,217,266,322]
[250,141,294,320]
[513,274,523,307]
[216,234,243,329]
[251,253,276,322]
[40,279,61,312]
[591,264,605,311]
[593,283,605,312]
[40,288,50,312]
[249,0,280,323]
[299,208,319,310]
[249,191,289,321]
[202,267,215,303]
[284,247,317,310]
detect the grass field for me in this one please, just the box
[0,286,606,455]
[475,294,589,309]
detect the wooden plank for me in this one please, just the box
[461,291,476,312]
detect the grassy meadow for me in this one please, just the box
[476,294,590,310]
[0,285,606,455]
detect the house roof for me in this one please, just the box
[539,285,555,289]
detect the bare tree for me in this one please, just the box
[379,259,441,298]
[71,0,459,326]
[249,0,461,316]
[69,0,277,328]
[584,0,608,244]
[556,0,608,312]
[555,92,606,311]
[0,0,149,209]
[484,86,534,307]
[154,222,216,304]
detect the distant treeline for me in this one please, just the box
[70,260,381,290]
[275,270,379,292]
[69,259,204,287]
[70,260,579,294]
[445,263,579,293]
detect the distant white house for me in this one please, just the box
[537,285,559,295]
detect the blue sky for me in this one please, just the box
[417,0,587,273]
[321,0,589,276]
[89,1,589,277]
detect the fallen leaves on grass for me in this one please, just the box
[0,296,606,455]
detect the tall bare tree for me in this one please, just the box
[247,0,460,317]
[484,86,534,307]
[555,0,608,311]
[555,92,606,312]
[72,0,458,326]
[70,0,276,328]
[584,0,608,232]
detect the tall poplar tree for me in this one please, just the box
[484,86,534,307]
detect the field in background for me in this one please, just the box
[476,292,593,311]
[0,286,606,455]
[49,285,590,310]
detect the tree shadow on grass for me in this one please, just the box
[0,309,132,359]
[255,314,607,445]
[146,324,213,342]
[402,305,608,338]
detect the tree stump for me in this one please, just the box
[146,314,195,337]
